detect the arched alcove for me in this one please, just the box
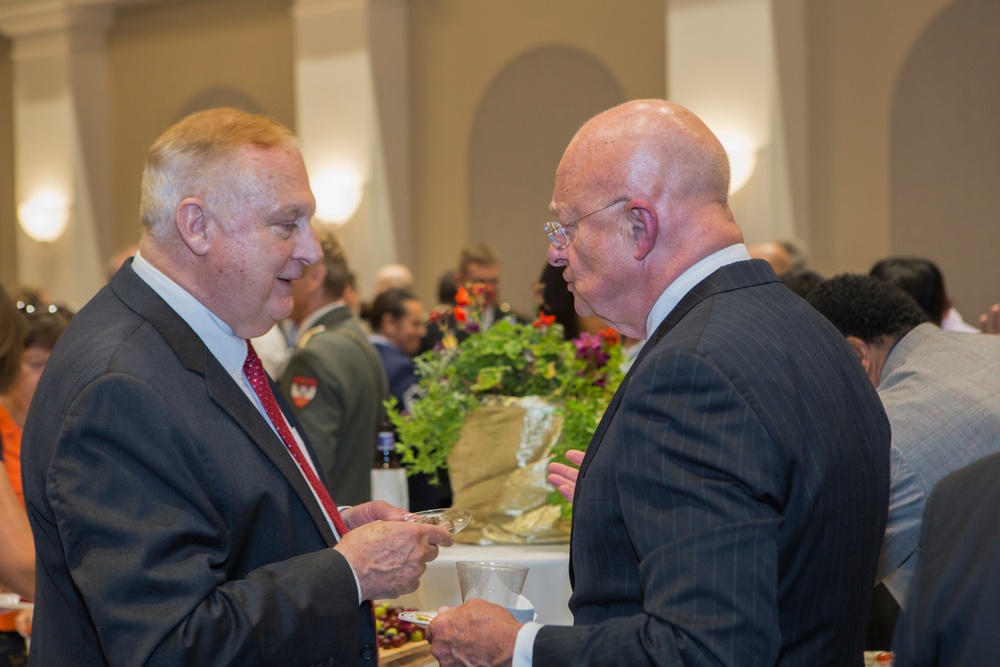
[468,45,625,314]
[890,0,1000,318]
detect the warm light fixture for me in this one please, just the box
[715,133,759,195]
[312,168,363,225]
[17,190,70,242]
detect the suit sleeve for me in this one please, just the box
[534,351,783,666]
[46,374,361,666]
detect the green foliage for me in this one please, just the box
[386,310,624,513]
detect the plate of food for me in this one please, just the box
[397,611,437,628]
[404,508,472,535]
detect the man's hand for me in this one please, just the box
[334,520,452,600]
[340,500,407,530]
[546,449,586,503]
[979,304,1000,335]
[428,599,521,667]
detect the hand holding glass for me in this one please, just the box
[456,561,528,608]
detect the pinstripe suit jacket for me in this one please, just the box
[534,260,891,666]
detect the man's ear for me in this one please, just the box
[625,200,657,260]
[176,198,211,256]
[845,336,871,372]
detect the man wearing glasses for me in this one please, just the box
[428,100,891,666]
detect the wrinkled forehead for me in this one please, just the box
[551,135,625,214]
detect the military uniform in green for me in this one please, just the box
[279,305,388,507]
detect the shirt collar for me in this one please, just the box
[645,243,752,337]
[131,251,249,380]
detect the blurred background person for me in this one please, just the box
[366,288,425,416]
[366,287,450,510]
[359,263,415,336]
[372,263,414,296]
[2,304,73,504]
[870,256,979,333]
[1,301,71,665]
[808,273,1000,649]
[746,239,808,276]
[279,225,388,506]
[780,268,825,300]
[0,283,35,666]
[421,243,527,352]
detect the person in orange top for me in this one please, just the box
[0,302,71,665]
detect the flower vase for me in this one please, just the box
[447,395,570,545]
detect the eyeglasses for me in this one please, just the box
[543,198,627,249]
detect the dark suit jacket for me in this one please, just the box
[893,451,1000,666]
[534,260,891,666]
[21,264,376,666]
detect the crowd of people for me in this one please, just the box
[1,100,997,666]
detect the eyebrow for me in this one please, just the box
[268,203,312,220]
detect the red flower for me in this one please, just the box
[454,306,467,323]
[599,328,620,346]
[534,313,556,328]
[455,286,471,306]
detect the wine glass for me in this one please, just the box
[404,508,472,535]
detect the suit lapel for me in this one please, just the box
[576,259,778,479]
[111,264,337,546]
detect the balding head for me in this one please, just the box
[548,100,743,338]
[374,263,414,295]
[560,100,732,212]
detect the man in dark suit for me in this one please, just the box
[893,451,1000,665]
[428,100,890,666]
[20,108,452,666]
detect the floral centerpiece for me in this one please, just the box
[387,285,623,542]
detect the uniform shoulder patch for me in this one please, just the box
[290,376,318,408]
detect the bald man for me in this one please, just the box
[428,100,890,666]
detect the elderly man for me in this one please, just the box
[20,108,451,666]
[428,100,890,665]
[807,273,1000,607]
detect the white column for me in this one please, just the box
[291,0,411,299]
[0,2,114,310]
[667,0,802,247]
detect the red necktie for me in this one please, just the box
[245,341,378,662]
[243,340,350,538]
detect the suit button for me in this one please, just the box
[360,644,376,660]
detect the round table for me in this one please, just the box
[393,542,573,625]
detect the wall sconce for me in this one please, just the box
[17,191,70,242]
[716,133,759,195]
[312,168,363,225]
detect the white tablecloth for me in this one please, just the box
[393,543,573,625]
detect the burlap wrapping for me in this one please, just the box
[447,395,570,545]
